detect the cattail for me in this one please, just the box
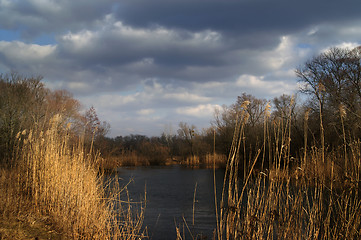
[339,104,346,119]
[244,112,250,122]
[50,114,61,125]
[241,100,250,109]
[27,130,32,141]
[290,95,295,107]
[265,102,271,118]
[304,108,310,122]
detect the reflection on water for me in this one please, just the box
[110,165,225,240]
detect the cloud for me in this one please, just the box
[1,0,361,136]
[57,17,227,70]
[137,108,155,116]
[176,104,221,118]
[0,40,56,72]
[115,0,361,37]
[0,0,117,39]
[236,74,298,97]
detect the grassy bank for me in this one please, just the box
[0,115,146,239]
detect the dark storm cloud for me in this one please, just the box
[49,21,236,88]
[115,0,360,36]
[57,30,226,69]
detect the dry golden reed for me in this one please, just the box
[215,99,361,240]
[1,114,146,239]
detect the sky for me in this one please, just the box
[0,0,361,137]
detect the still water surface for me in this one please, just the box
[113,165,225,240]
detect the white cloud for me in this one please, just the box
[333,42,360,50]
[164,92,211,103]
[67,81,93,92]
[236,74,298,96]
[137,108,155,115]
[61,30,94,51]
[0,41,55,61]
[176,104,221,118]
[256,35,312,72]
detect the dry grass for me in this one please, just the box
[215,101,361,239]
[179,154,227,168]
[0,115,146,239]
[118,151,150,166]
[98,152,149,170]
[99,150,172,170]
[184,155,200,166]
[205,153,228,168]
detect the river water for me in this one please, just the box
[111,165,225,240]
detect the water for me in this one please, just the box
[111,165,225,240]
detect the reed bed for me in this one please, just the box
[99,152,150,170]
[184,155,200,166]
[205,153,228,168]
[216,101,361,239]
[0,115,146,239]
[117,151,150,167]
[179,154,227,168]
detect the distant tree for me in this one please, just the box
[212,105,237,155]
[46,89,81,125]
[272,94,296,121]
[138,140,170,165]
[81,106,110,152]
[161,123,176,158]
[177,122,197,156]
[237,93,267,128]
[121,134,149,151]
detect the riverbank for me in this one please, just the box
[0,215,64,240]
[0,166,66,240]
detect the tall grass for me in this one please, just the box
[216,101,361,239]
[205,153,228,168]
[0,114,146,239]
[100,151,150,169]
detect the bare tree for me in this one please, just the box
[237,93,267,128]
[177,122,197,155]
[0,73,47,164]
[296,46,361,145]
